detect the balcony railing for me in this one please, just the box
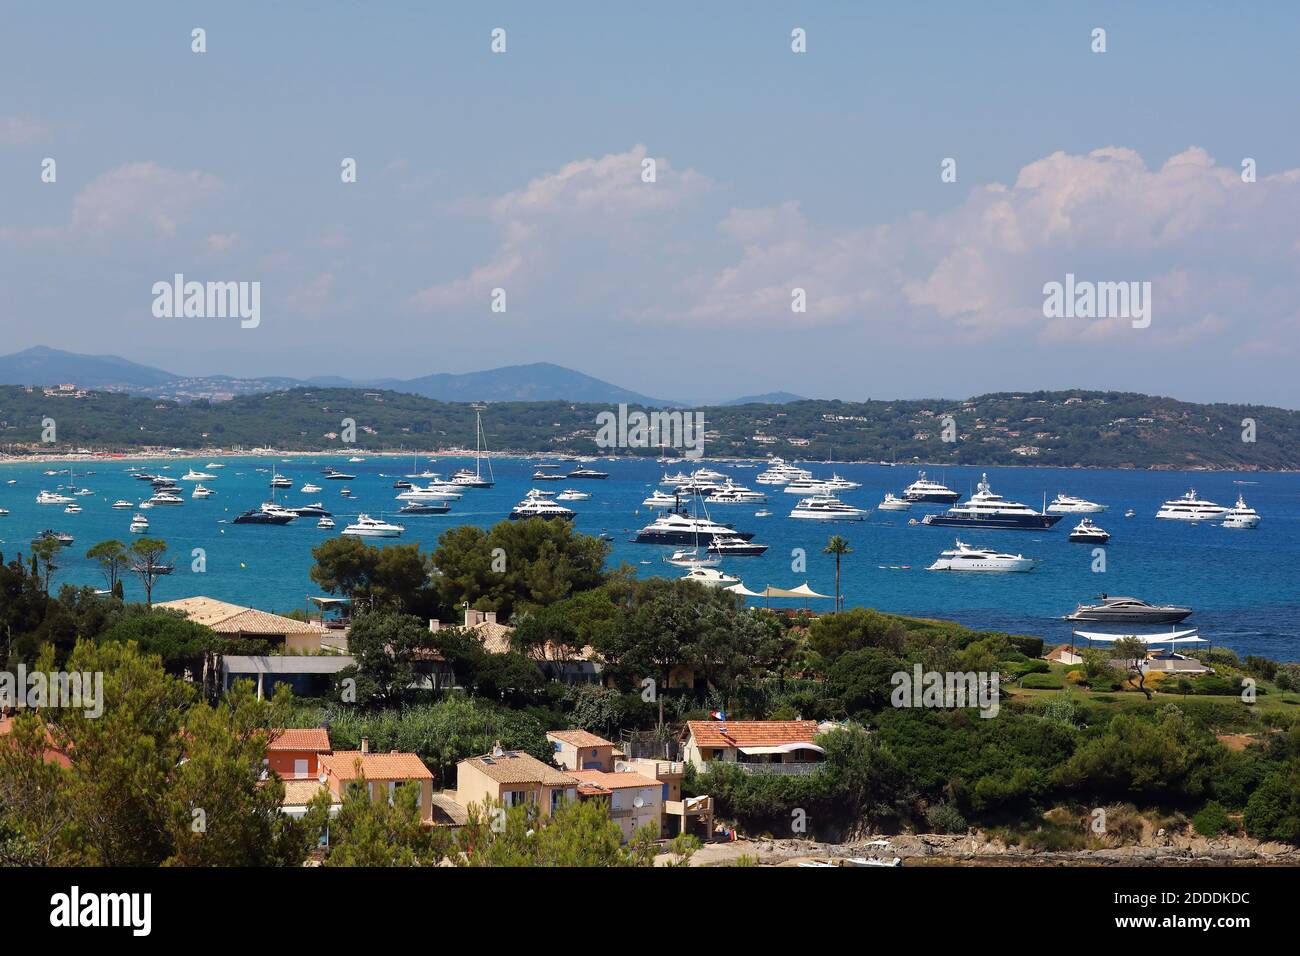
[702,760,823,776]
[666,796,713,816]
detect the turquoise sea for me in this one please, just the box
[2,455,1296,662]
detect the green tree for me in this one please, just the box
[128,537,169,609]
[30,537,61,598]
[822,535,853,613]
[319,774,451,866]
[85,539,130,595]
[339,612,430,706]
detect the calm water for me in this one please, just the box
[2,456,1297,662]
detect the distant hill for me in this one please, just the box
[0,346,179,389]
[722,391,806,406]
[2,385,1298,469]
[0,347,674,406]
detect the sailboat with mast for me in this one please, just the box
[452,405,495,488]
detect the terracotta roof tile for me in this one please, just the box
[685,720,820,749]
[547,729,614,749]
[461,750,576,787]
[266,728,331,752]
[569,770,660,791]
[320,751,433,781]
[281,778,340,807]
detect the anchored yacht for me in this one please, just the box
[789,496,870,521]
[36,490,75,505]
[317,517,336,529]
[633,511,753,545]
[191,484,215,499]
[556,489,591,501]
[902,471,960,503]
[129,514,149,534]
[921,475,1060,530]
[755,459,813,485]
[398,500,451,515]
[642,490,681,509]
[782,478,839,496]
[112,499,134,509]
[342,514,405,537]
[322,468,356,481]
[1155,488,1227,521]
[878,493,911,512]
[927,540,1036,572]
[182,469,216,481]
[1068,517,1110,543]
[147,491,185,506]
[288,502,332,517]
[567,466,609,480]
[706,534,768,556]
[1222,495,1261,529]
[1066,594,1192,624]
[532,464,566,481]
[1047,494,1107,514]
[681,567,740,588]
[509,490,576,521]
[300,483,323,494]
[397,484,462,501]
[705,484,766,504]
[233,508,295,525]
[663,548,720,569]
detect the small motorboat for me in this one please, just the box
[112,499,134,509]
[317,517,336,529]
[63,504,82,514]
[300,483,323,494]
[663,548,720,569]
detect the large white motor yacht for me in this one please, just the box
[789,496,870,521]
[878,493,911,511]
[1155,488,1227,521]
[642,490,681,509]
[782,478,839,496]
[182,469,217,481]
[902,470,960,503]
[1047,493,1107,514]
[341,514,405,537]
[921,474,1060,530]
[147,491,185,506]
[705,483,766,504]
[680,567,740,588]
[509,490,576,520]
[927,540,1036,572]
[396,483,463,501]
[36,490,75,505]
[755,458,813,485]
[129,514,149,534]
[633,511,753,544]
[1221,494,1261,529]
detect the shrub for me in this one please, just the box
[925,802,968,834]
[1021,673,1064,690]
[1192,801,1230,837]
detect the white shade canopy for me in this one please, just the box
[725,583,766,597]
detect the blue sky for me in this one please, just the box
[2,1,1299,405]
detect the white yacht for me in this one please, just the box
[660,471,693,486]
[396,483,463,501]
[782,478,838,496]
[129,514,149,534]
[690,467,728,483]
[1068,517,1110,543]
[317,516,336,530]
[509,490,576,521]
[205,462,225,469]
[822,473,861,491]
[63,503,83,514]
[642,490,681,509]
[663,548,721,569]
[182,469,217,481]
[755,459,813,485]
[706,534,768,556]
[927,540,1036,572]
[259,501,300,521]
[556,489,591,501]
[269,473,293,489]
[1155,488,1227,521]
[341,514,405,537]
[705,483,766,504]
[112,499,134,509]
[1221,495,1261,529]
[74,487,94,497]
[902,471,960,504]
[789,496,870,521]
[681,567,740,588]
[1047,493,1107,514]
[147,491,185,506]
[191,484,215,499]
[633,511,753,545]
[300,483,323,494]
[878,493,911,512]
[36,490,75,505]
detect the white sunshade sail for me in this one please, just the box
[737,743,826,756]
[725,583,767,597]
[1072,629,1206,644]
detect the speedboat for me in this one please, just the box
[754,509,772,517]
[205,463,225,469]
[348,456,366,463]
[633,511,753,544]
[706,534,768,556]
[191,484,215,498]
[1221,495,1260,529]
[1068,517,1110,543]
[269,474,293,489]
[398,500,451,515]
[921,474,1060,530]
[556,489,591,501]
[1047,493,1107,514]
[300,483,322,494]
[36,490,75,505]
[566,466,609,480]
[1066,594,1192,624]
[112,499,134,509]
[74,487,94,496]
[322,468,356,481]
[33,530,74,546]
[681,567,740,588]
[663,548,720,569]
[878,493,911,511]
[147,491,185,506]
[902,470,960,503]
[233,508,295,525]
[532,464,566,481]
[789,496,870,521]
[1155,488,1227,521]
[927,540,1035,572]
[317,517,336,529]
[1124,508,1136,518]
[288,502,332,517]
[129,514,149,533]
[342,514,405,537]
[509,490,576,521]
[339,488,354,498]
[63,504,82,514]
[182,469,216,481]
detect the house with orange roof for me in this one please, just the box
[455,742,578,819]
[570,768,663,842]
[682,719,825,774]
[318,737,436,823]
[265,727,331,780]
[547,728,616,772]
[0,715,72,769]
[156,595,326,653]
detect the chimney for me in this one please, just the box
[484,611,497,625]
[429,619,440,633]
[360,736,370,754]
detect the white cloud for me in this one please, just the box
[69,162,221,238]
[0,115,50,145]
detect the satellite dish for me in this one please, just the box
[633,796,645,808]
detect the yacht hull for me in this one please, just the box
[922,513,1061,530]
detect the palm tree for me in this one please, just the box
[822,535,853,613]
